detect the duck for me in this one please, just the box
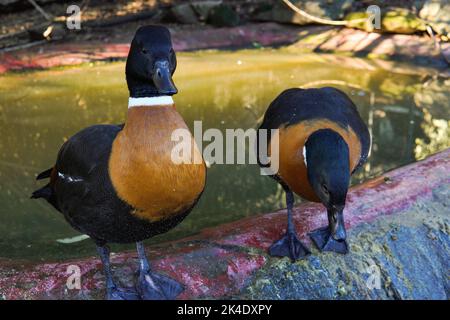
[31,25,206,300]
[257,87,371,260]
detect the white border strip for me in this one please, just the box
[128,96,174,108]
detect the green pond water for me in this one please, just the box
[0,49,449,261]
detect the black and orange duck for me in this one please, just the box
[258,87,371,260]
[31,26,206,299]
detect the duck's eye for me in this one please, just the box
[141,48,148,54]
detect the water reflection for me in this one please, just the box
[0,50,448,260]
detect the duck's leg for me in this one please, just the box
[96,245,140,300]
[309,208,349,254]
[269,187,310,261]
[135,241,184,300]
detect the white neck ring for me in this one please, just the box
[302,145,307,167]
[128,96,174,108]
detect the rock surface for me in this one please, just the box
[170,3,200,24]
[420,0,450,37]
[254,0,353,25]
[289,26,449,71]
[346,8,427,34]
[0,23,300,74]
[191,1,223,21]
[242,192,449,299]
[1,23,448,76]
[0,149,448,300]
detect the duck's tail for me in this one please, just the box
[36,167,53,180]
[31,167,59,209]
[31,167,54,199]
[31,183,52,199]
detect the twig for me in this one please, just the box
[80,0,90,12]
[0,29,29,41]
[281,0,367,26]
[27,0,53,21]
[0,39,47,53]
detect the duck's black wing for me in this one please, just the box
[32,124,127,231]
[258,87,371,172]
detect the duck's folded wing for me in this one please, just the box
[34,124,123,212]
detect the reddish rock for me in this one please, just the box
[291,27,450,70]
[0,23,299,74]
[2,23,448,75]
[0,149,448,300]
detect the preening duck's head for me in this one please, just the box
[305,129,350,240]
[126,25,177,98]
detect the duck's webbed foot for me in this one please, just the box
[270,187,310,261]
[269,230,310,261]
[309,226,349,254]
[135,242,184,300]
[309,207,349,254]
[137,270,184,300]
[96,245,140,300]
[107,286,140,300]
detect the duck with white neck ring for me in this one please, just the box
[31,25,206,300]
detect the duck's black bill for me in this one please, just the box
[329,208,347,241]
[152,60,178,95]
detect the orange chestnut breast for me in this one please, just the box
[109,106,206,222]
[274,119,362,202]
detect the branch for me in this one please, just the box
[27,0,52,21]
[281,0,367,26]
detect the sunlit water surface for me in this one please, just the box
[0,49,449,260]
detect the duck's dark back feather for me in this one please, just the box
[32,124,194,245]
[36,168,53,180]
[259,87,371,172]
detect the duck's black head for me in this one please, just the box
[126,25,177,98]
[305,129,350,240]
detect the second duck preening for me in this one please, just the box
[258,87,371,260]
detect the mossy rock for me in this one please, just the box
[345,9,427,34]
[382,9,427,34]
[345,12,373,31]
